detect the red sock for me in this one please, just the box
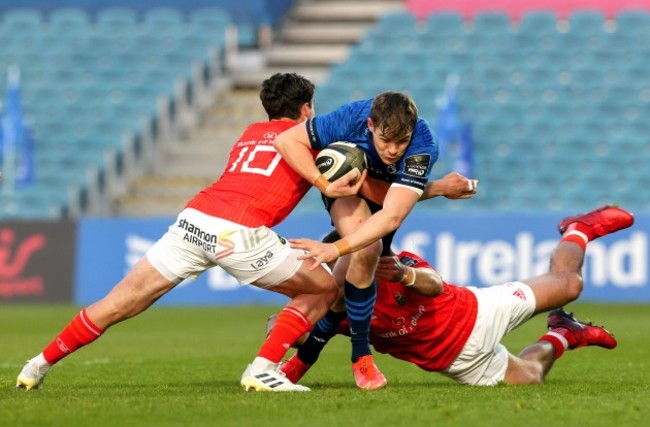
[561,225,589,251]
[258,306,312,364]
[538,332,568,359]
[42,309,104,364]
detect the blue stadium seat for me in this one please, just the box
[565,10,606,50]
[425,12,464,37]
[568,10,606,34]
[48,7,90,33]
[188,7,230,47]
[471,11,512,39]
[519,11,559,35]
[615,10,650,43]
[142,7,184,36]
[96,7,138,35]
[1,8,43,34]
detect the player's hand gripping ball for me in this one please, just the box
[315,142,367,182]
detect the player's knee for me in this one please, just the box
[507,364,545,385]
[505,358,545,385]
[322,277,339,305]
[352,239,382,264]
[565,272,584,302]
[525,364,545,385]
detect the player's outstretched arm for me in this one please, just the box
[359,172,477,205]
[273,124,365,198]
[375,256,443,297]
[292,186,420,269]
[420,171,478,201]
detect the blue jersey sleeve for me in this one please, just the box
[394,118,438,193]
[305,100,372,150]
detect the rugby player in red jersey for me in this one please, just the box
[16,73,366,393]
[276,205,633,386]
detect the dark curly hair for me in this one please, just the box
[260,73,315,120]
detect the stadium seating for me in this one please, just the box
[315,8,650,212]
[406,0,650,20]
[0,6,232,218]
[3,2,649,217]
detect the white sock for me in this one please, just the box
[251,356,274,372]
[32,353,52,369]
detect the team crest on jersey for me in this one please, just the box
[399,255,418,267]
[403,154,431,177]
[277,235,287,245]
[394,292,406,306]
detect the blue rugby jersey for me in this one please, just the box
[306,98,439,195]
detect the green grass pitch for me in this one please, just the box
[1,303,649,427]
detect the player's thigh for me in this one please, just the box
[330,196,372,234]
[149,208,296,288]
[441,283,537,385]
[523,272,581,314]
[146,211,216,283]
[112,256,178,298]
[218,227,300,288]
[269,257,337,298]
[87,257,177,327]
[473,282,537,337]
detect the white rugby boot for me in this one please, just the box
[16,357,51,390]
[240,358,310,392]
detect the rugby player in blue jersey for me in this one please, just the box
[274,91,457,389]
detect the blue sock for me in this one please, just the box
[297,309,347,365]
[345,279,376,363]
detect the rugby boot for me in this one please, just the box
[279,354,312,384]
[16,359,51,390]
[547,308,617,350]
[240,363,310,392]
[352,354,387,390]
[558,205,634,240]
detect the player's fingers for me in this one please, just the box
[351,169,367,189]
[296,252,312,261]
[289,238,307,248]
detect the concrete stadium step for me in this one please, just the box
[280,23,370,44]
[265,44,350,66]
[291,1,403,23]
[154,141,229,178]
[127,176,212,197]
[115,194,189,217]
[231,66,331,89]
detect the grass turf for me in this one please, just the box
[1,303,649,427]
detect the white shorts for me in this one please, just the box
[439,281,536,386]
[146,208,303,288]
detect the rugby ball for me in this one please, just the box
[315,142,366,181]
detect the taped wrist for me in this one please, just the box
[402,267,416,287]
[333,239,352,256]
[314,174,330,194]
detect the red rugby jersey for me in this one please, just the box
[185,120,315,228]
[339,251,478,371]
